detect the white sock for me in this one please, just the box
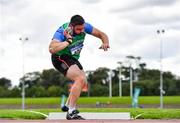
[68,107,76,114]
[65,104,69,107]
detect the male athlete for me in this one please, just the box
[49,15,109,120]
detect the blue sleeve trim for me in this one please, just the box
[84,22,93,34]
[52,27,66,42]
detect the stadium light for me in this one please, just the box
[19,37,28,110]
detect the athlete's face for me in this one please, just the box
[73,24,84,34]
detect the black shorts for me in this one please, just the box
[51,54,83,76]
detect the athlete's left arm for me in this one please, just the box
[91,27,110,51]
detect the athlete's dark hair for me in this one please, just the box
[70,15,85,26]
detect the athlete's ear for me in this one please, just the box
[71,25,74,30]
[69,23,74,28]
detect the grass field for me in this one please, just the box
[0,108,180,119]
[0,96,180,119]
[0,96,180,105]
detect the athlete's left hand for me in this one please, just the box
[99,43,110,51]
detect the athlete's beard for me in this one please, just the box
[73,31,79,35]
[73,31,82,35]
[73,29,82,35]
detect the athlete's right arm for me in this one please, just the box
[49,26,73,54]
[49,39,70,54]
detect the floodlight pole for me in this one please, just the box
[157,29,165,109]
[130,64,133,97]
[19,37,28,110]
[126,56,134,98]
[117,62,122,97]
[109,70,112,98]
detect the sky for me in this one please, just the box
[0,0,180,85]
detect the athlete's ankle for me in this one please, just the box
[68,107,76,114]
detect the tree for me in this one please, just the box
[47,86,65,97]
[90,84,109,96]
[89,67,110,85]
[26,86,46,97]
[40,69,68,89]
[0,86,6,97]
[0,77,11,89]
[9,86,21,97]
[19,72,41,88]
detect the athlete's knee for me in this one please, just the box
[74,75,86,87]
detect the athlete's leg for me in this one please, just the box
[65,64,87,112]
[81,70,88,92]
[51,54,86,119]
[65,71,87,107]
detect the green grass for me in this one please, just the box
[0,96,180,119]
[0,108,180,119]
[0,96,180,105]
[0,110,45,119]
[0,97,58,105]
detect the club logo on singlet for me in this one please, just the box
[68,39,84,55]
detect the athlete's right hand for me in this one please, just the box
[64,30,72,39]
[99,43,110,51]
[64,26,73,39]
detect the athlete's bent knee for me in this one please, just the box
[74,75,86,87]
